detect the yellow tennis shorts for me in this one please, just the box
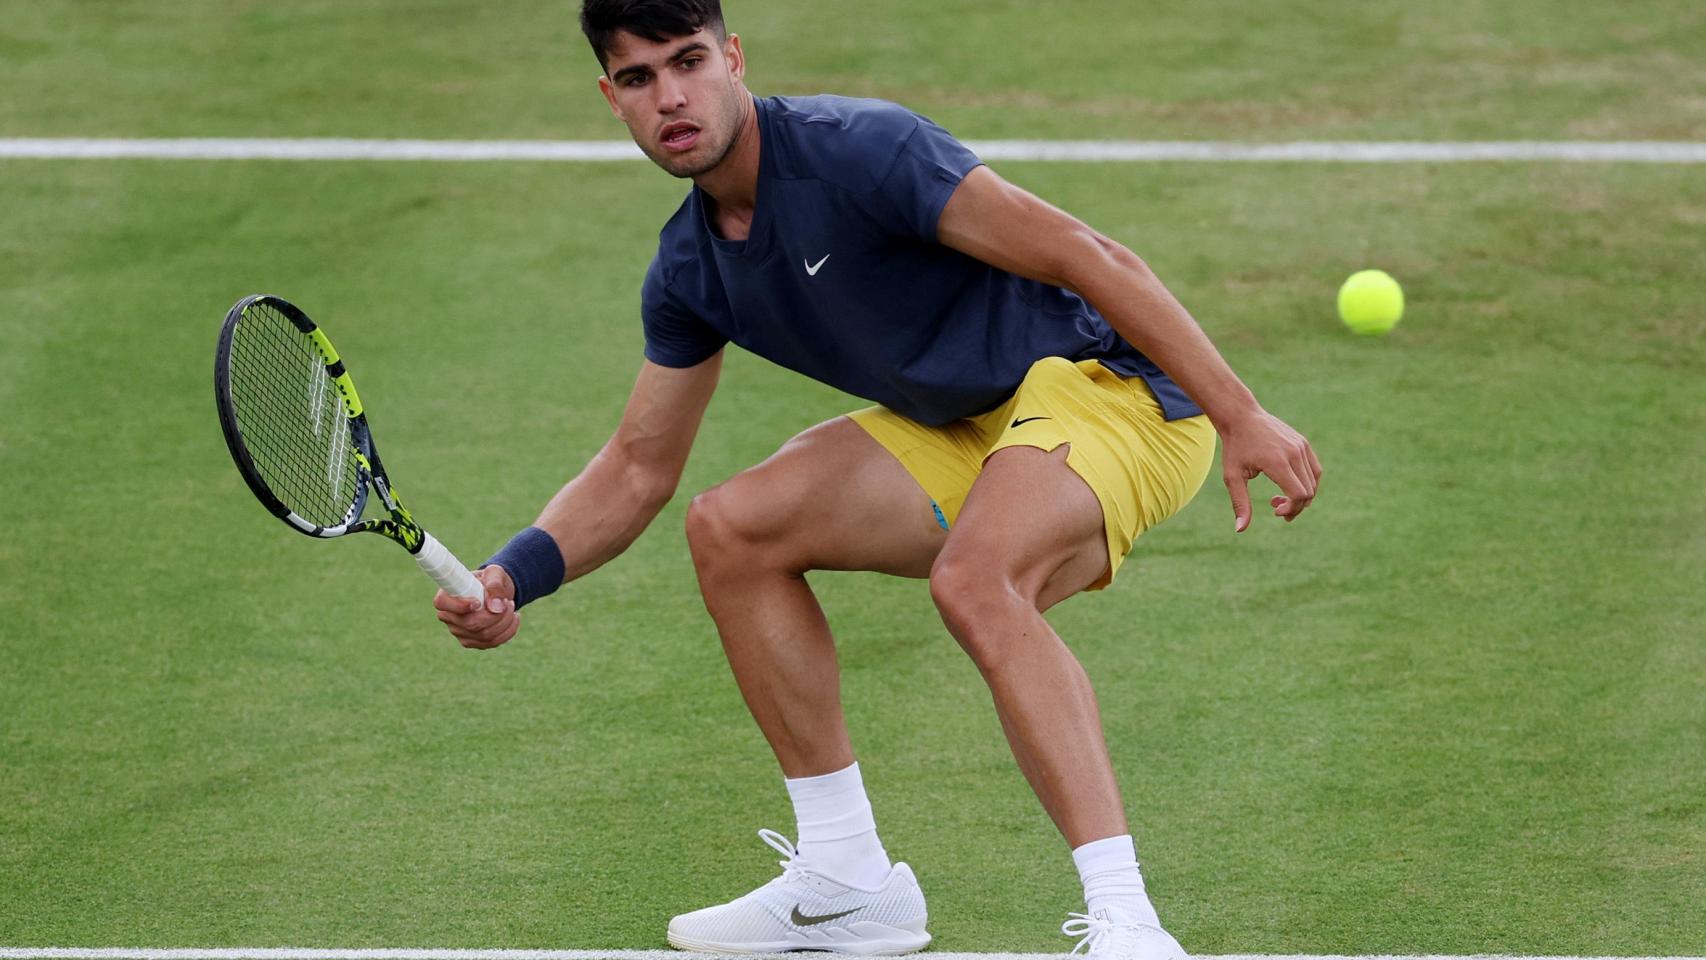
[849,357,1215,589]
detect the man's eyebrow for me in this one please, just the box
[610,40,711,84]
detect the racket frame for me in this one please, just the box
[215,294,426,553]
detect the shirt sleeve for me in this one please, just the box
[640,256,727,368]
[867,113,984,242]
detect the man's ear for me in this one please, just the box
[597,75,624,120]
[725,34,745,82]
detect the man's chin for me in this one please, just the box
[664,156,721,179]
[641,140,723,179]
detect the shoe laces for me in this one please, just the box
[757,827,810,883]
[1062,911,1145,956]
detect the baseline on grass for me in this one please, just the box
[213,293,485,601]
[4,949,1704,960]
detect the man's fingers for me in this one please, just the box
[436,598,515,638]
[476,565,517,601]
[1291,450,1319,499]
[1263,462,1314,521]
[458,613,519,650]
[434,568,520,648]
[433,590,494,615]
[436,608,480,629]
[463,617,512,646]
[1221,415,1322,531]
[1282,457,1316,521]
[1224,470,1253,533]
[447,607,500,631]
[457,626,502,648]
[1269,494,1300,522]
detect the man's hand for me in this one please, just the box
[434,566,520,649]
[1219,409,1323,532]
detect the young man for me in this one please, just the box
[435,1,1322,956]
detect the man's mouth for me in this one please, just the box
[659,121,701,153]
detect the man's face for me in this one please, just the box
[598,28,747,179]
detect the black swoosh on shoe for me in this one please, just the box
[791,904,860,926]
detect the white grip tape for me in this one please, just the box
[414,531,486,602]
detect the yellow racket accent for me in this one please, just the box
[333,372,364,417]
[306,327,340,363]
[300,325,366,417]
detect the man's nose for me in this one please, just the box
[654,72,687,113]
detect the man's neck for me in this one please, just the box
[694,93,761,239]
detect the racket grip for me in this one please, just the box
[415,531,487,602]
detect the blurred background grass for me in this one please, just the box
[3,0,1705,140]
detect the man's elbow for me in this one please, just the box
[623,460,678,514]
[640,479,677,514]
[1054,228,1152,295]
[596,439,680,515]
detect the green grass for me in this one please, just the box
[3,0,1705,955]
[2,157,1701,952]
[3,0,1705,140]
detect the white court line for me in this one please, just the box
[0,138,1704,163]
[3,951,1704,960]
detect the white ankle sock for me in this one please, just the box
[1072,834,1161,927]
[784,761,892,889]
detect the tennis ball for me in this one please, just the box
[1337,269,1404,335]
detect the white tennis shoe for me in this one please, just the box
[1062,909,1190,959]
[666,828,931,956]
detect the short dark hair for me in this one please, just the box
[580,0,727,72]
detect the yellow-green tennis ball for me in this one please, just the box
[1338,269,1404,335]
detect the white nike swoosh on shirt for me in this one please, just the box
[804,254,830,276]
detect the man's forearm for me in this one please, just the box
[1067,235,1261,429]
[533,443,676,584]
[935,168,1319,531]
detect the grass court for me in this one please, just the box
[2,1,1702,954]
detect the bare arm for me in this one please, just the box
[435,353,722,646]
[936,165,1321,531]
[535,353,723,580]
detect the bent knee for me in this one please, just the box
[930,557,1033,662]
[685,480,801,572]
[685,484,750,554]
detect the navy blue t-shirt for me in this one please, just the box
[640,95,1202,426]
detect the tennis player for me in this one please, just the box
[435,2,1321,956]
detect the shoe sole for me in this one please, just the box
[666,925,931,956]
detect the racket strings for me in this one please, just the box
[227,304,361,526]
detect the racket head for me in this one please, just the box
[215,294,371,537]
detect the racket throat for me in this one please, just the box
[364,474,425,552]
[364,518,427,554]
[372,472,398,511]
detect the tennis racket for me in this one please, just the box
[214,294,486,602]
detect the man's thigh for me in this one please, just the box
[939,443,1111,610]
[698,416,947,578]
[845,376,1108,608]
[965,357,1217,593]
